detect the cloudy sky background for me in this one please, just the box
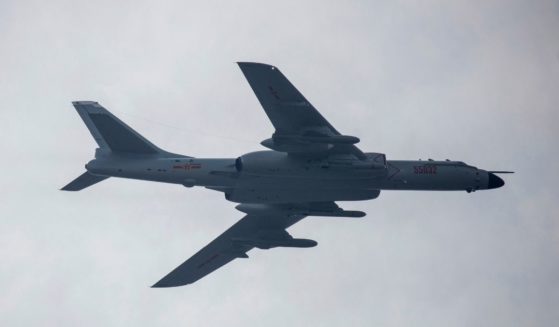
[1,0,558,326]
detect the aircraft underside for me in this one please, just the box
[62,62,510,287]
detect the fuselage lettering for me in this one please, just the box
[414,165,437,175]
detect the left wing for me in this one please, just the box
[238,62,366,159]
[152,202,364,287]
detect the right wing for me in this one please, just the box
[152,207,306,287]
[152,202,362,287]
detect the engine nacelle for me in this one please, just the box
[235,151,387,174]
[232,237,318,249]
[235,151,301,174]
[226,188,380,204]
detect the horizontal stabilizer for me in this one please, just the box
[61,172,109,191]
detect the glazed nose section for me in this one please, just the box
[488,172,505,189]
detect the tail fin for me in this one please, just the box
[62,101,174,192]
[61,172,109,191]
[72,101,164,155]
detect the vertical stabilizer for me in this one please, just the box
[72,101,165,155]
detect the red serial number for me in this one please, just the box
[414,165,437,174]
[173,163,201,170]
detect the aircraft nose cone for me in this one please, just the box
[488,173,505,189]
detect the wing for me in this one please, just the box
[152,208,305,287]
[152,202,363,287]
[238,62,366,160]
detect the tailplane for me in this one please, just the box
[61,171,109,191]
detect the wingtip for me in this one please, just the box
[60,184,74,191]
[150,282,165,288]
[151,281,191,288]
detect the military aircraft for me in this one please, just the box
[62,62,511,287]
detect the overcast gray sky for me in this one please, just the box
[1,0,558,326]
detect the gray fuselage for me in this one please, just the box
[85,150,503,204]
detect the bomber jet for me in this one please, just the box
[62,62,511,287]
